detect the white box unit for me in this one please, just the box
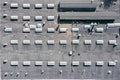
[23,16,30,21]
[71,28,79,32]
[84,40,92,45]
[23,61,31,66]
[47,16,55,21]
[4,27,12,33]
[34,40,42,45]
[59,28,67,33]
[108,61,116,66]
[59,61,67,66]
[47,4,55,9]
[11,61,18,66]
[59,40,67,45]
[35,61,43,66]
[10,3,18,8]
[10,16,18,21]
[95,28,104,33]
[35,28,42,33]
[108,40,117,45]
[96,61,104,66]
[72,40,79,45]
[47,28,55,33]
[35,16,42,21]
[47,61,55,66]
[72,61,79,66]
[23,28,30,33]
[23,40,31,45]
[96,40,104,45]
[84,25,91,29]
[47,40,54,45]
[10,40,18,45]
[35,4,42,9]
[84,61,92,66]
[23,4,30,9]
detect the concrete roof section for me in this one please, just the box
[60,0,98,3]
[59,3,97,9]
[59,12,118,20]
[59,0,97,12]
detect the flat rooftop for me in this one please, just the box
[59,12,118,20]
